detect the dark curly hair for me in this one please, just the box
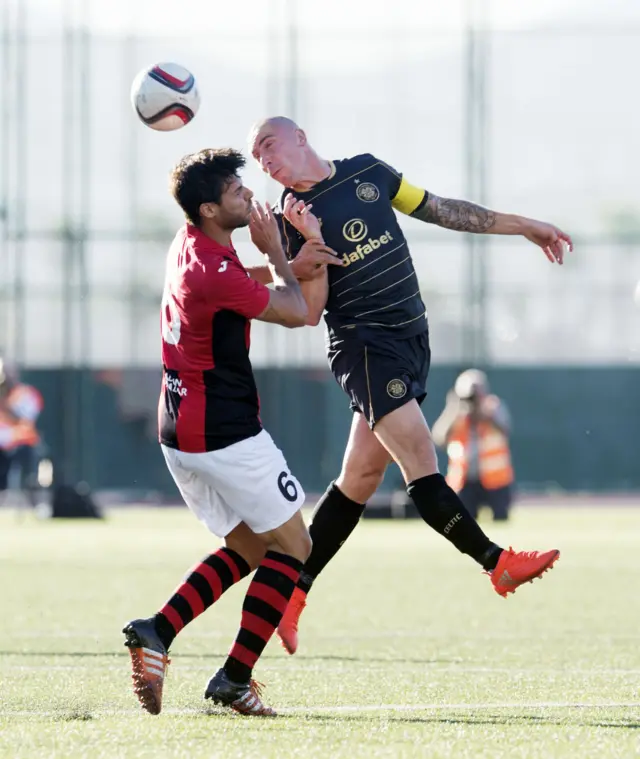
[169,148,246,226]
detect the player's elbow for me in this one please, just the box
[304,300,326,327]
[284,303,309,328]
[286,313,308,328]
[305,310,323,327]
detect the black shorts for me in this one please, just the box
[328,330,431,428]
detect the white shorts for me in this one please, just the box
[161,430,305,538]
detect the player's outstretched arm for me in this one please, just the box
[412,193,573,264]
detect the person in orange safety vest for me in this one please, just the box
[0,358,44,497]
[432,369,514,521]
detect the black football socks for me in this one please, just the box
[407,473,502,571]
[297,482,366,594]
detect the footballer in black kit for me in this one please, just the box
[276,152,432,427]
[251,116,568,657]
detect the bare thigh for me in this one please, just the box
[373,400,440,484]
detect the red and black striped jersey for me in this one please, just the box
[158,224,270,453]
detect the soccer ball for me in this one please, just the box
[130,62,200,131]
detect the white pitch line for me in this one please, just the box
[280,702,640,715]
[3,702,640,719]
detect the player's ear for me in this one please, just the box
[296,129,307,147]
[200,202,217,220]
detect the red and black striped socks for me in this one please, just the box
[224,550,303,684]
[154,547,251,650]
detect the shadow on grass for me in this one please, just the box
[280,712,640,730]
[52,709,94,722]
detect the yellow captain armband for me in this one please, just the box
[391,178,428,216]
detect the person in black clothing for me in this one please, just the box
[248,117,569,653]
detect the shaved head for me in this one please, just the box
[248,116,299,147]
[248,116,304,159]
[249,115,329,190]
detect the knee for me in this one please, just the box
[406,433,437,466]
[268,527,312,565]
[297,531,312,563]
[225,523,268,570]
[338,460,386,503]
[288,528,312,563]
[395,434,438,483]
[244,547,267,571]
[226,539,265,571]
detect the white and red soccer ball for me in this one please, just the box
[131,62,200,131]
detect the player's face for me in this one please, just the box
[215,176,254,229]
[251,126,305,187]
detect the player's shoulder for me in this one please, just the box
[335,152,397,173]
[335,152,379,171]
[191,225,239,263]
[169,224,238,288]
[333,153,401,200]
[334,153,401,194]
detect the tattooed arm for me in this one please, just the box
[388,172,572,262]
[410,192,573,263]
[412,194,499,233]
[381,160,574,260]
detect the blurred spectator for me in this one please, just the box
[432,369,514,521]
[0,358,44,503]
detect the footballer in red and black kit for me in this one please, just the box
[123,147,337,719]
[158,223,269,453]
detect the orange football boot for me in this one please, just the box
[277,587,307,655]
[490,547,560,598]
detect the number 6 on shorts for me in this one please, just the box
[278,472,299,502]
